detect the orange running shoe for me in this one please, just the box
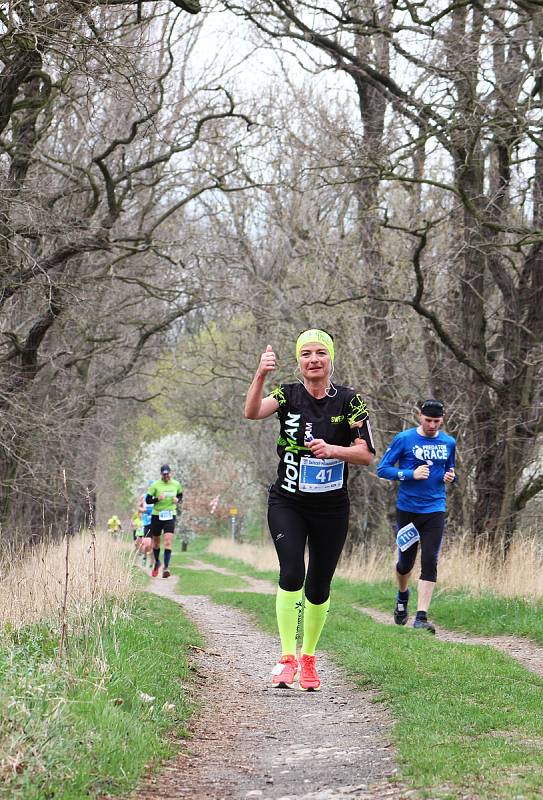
[299,653,321,691]
[271,654,299,688]
[151,562,160,577]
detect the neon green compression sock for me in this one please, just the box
[301,597,330,656]
[276,587,303,655]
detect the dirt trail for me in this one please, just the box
[181,558,543,681]
[129,571,403,800]
[126,560,543,800]
[183,558,276,595]
[188,557,543,681]
[358,606,543,679]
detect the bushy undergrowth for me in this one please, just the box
[0,532,201,800]
[0,592,200,799]
[0,532,133,629]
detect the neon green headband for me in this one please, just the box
[295,329,334,363]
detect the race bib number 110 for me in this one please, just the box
[396,522,420,552]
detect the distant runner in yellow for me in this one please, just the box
[131,511,142,543]
[145,465,183,578]
[131,507,150,564]
[107,515,122,535]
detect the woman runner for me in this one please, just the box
[244,330,375,691]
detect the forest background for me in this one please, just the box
[1,0,542,555]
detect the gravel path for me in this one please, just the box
[189,558,543,681]
[183,559,276,595]
[125,560,543,800]
[128,572,403,800]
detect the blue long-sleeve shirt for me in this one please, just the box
[377,427,456,513]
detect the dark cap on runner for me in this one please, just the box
[160,464,171,474]
[419,399,444,417]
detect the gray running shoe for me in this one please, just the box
[413,617,435,634]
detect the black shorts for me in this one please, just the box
[149,515,176,536]
[396,509,445,582]
[143,524,152,537]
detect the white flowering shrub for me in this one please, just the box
[133,431,261,537]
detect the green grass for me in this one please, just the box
[214,588,543,799]
[346,579,543,644]
[181,536,543,644]
[171,564,246,594]
[173,535,277,581]
[0,592,201,799]
[169,535,276,588]
[178,544,543,800]
[239,517,267,543]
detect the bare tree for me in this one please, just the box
[0,2,254,541]
[215,0,543,545]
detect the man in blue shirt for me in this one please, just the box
[377,399,456,633]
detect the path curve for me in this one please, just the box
[185,561,543,681]
[358,606,543,679]
[127,574,403,800]
[183,558,276,594]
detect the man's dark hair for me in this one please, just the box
[419,399,444,417]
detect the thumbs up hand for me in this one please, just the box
[258,344,276,376]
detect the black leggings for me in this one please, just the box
[396,510,445,583]
[267,488,350,605]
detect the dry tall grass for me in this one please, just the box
[0,531,134,629]
[208,537,392,583]
[208,534,543,600]
[438,534,543,598]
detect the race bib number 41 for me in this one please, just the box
[299,457,344,493]
[158,509,174,521]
